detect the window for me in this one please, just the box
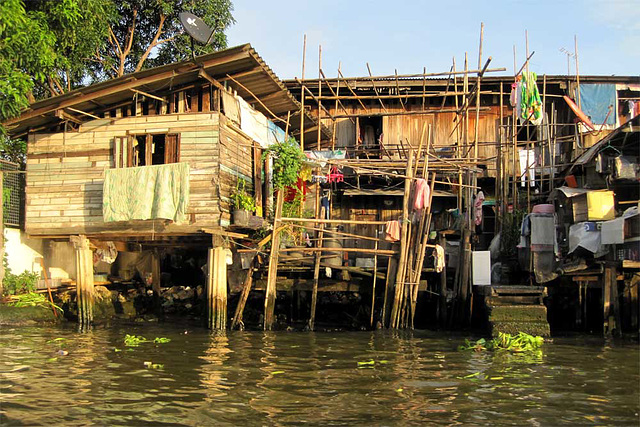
[113,134,180,168]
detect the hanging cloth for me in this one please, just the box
[474,191,485,226]
[434,244,445,273]
[385,220,401,242]
[520,72,543,125]
[412,178,431,211]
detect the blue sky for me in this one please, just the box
[226,0,639,80]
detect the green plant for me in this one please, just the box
[263,138,305,190]
[458,332,544,353]
[7,292,63,313]
[153,337,171,344]
[124,334,147,346]
[230,180,256,212]
[3,260,39,295]
[500,209,526,258]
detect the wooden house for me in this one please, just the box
[3,44,329,327]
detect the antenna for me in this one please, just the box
[179,12,215,60]
[559,47,575,77]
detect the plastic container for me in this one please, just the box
[532,204,554,214]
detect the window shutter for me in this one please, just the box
[166,133,180,163]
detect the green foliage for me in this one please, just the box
[124,334,171,346]
[458,332,544,353]
[500,209,526,258]
[97,0,235,77]
[0,0,57,124]
[230,180,255,212]
[124,334,147,346]
[0,136,27,166]
[2,259,39,295]
[263,138,305,190]
[7,291,63,313]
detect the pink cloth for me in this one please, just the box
[385,220,400,242]
[474,191,485,226]
[413,179,430,211]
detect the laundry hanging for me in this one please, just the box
[434,244,445,273]
[520,72,543,125]
[385,220,400,242]
[474,191,485,226]
[412,178,430,211]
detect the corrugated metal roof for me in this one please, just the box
[4,44,331,142]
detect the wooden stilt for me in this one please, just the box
[264,190,284,330]
[382,256,397,327]
[438,233,448,327]
[231,260,255,330]
[207,247,227,330]
[309,206,326,331]
[151,249,162,314]
[370,239,379,328]
[603,266,615,336]
[72,235,94,326]
[390,150,414,328]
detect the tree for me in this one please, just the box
[0,0,114,126]
[0,0,57,124]
[95,0,235,79]
[23,0,116,97]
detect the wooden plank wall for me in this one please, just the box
[26,112,222,236]
[217,115,255,226]
[320,103,509,177]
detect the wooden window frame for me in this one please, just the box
[113,132,180,168]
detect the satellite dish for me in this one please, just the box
[179,12,215,45]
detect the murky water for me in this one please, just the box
[1,324,638,426]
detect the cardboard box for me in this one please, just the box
[572,190,615,222]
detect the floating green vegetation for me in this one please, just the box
[124,335,171,347]
[124,334,147,346]
[458,332,544,353]
[7,292,63,313]
[143,361,164,369]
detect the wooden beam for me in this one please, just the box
[66,107,100,120]
[130,88,166,103]
[224,73,286,124]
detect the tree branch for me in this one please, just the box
[134,14,165,73]
[108,26,123,57]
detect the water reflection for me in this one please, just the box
[0,326,638,426]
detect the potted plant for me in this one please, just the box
[230,181,256,226]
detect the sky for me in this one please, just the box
[226,0,639,80]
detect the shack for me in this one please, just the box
[2,44,330,328]
[3,40,639,335]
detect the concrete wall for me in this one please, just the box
[4,228,43,274]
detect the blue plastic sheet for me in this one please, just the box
[577,84,616,125]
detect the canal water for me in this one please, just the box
[1,324,638,425]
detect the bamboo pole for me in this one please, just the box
[409,172,437,328]
[278,247,395,256]
[474,22,484,161]
[300,34,307,150]
[389,150,414,328]
[231,260,255,330]
[309,206,325,331]
[366,63,387,112]
[395,69,406,111]
[382,256,397,327]
[337,68,369,113]
[264,190,284,330]
[370,237,379,328]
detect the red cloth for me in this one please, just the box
[284,178,307,202]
